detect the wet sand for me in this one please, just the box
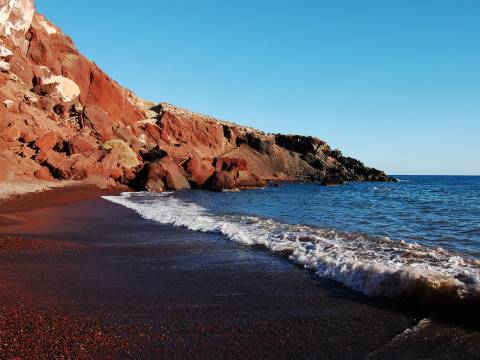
[0,187,479,359]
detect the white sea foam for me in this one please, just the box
[372,186,392,191]
[103,192,480,301]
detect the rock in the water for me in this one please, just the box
[204,171,236,191]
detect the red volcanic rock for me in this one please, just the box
[83,106,113,141]
[34,166,53,180]
[204,171,236,191]
[33,131,61,151]
[202,156,266,190]
[100,148,123,180]
[35,95,59,112]
[26,12,144,126]
[8,56,34,84]
[0,73,7,87]
[157,111,227,157]
[0,98,7,119]
[142,123,163,145]
[70,152,103,179]
[70,149,125,181]
[113,125,144,154]
[184,155,215,188]
[35,150,73,179]
[83,66,143,127]
[0,1,146,186]
[0,123,20,142]
[18,145,35,159]
[156,157,191,191]
[139,156,190,192]
[122,167,137,183]
[236,171,267,189]
[0,1,395,189]
[68,136,97,154]
[214,157,248,172]
[204,168,266,191]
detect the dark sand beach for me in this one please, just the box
[0,187,479,359]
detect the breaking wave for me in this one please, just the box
[103,192,480,303]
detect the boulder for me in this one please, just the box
[19,145,35,159]
[204,157,266,190]
[214,157,247,172]
[99,148,123,180]
[35,75,81,102]
[0,123,20,142]
[34,167,53,180]
[33,132,61,151]
[142,123,163,144]
[24,93,39,103]
[8,55,33,84]
[35,150,74,179]
[70,152,103,179]
[68,136,97,154]
[139,156,190,192]
[184,155,215,188]
[204,171,236,191]
[83,105,113,141]
[70,149,123,181]
[236,170,267,189]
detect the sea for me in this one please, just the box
[104,175,480,303]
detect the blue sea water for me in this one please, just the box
[177,175,480,258]
[105,176,480,300]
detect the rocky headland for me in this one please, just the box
[0,0,395,193]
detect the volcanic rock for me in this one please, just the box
[0,0,396,190]
[204,171,236,191]
[34,166,53,180]
[184,155,215,188]
[137,156,190,192]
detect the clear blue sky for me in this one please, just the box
[37,1,479,175]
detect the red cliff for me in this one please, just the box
[0,0,395,190]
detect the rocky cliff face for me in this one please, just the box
[0,0,395,191]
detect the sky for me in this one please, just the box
[36,0,480,175]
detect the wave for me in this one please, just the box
[372,186,392,191]
[103,192,480,303]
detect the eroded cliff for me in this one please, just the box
[0,0,395,191]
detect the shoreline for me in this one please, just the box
[0,182,130,215]
[0,186,479,358]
